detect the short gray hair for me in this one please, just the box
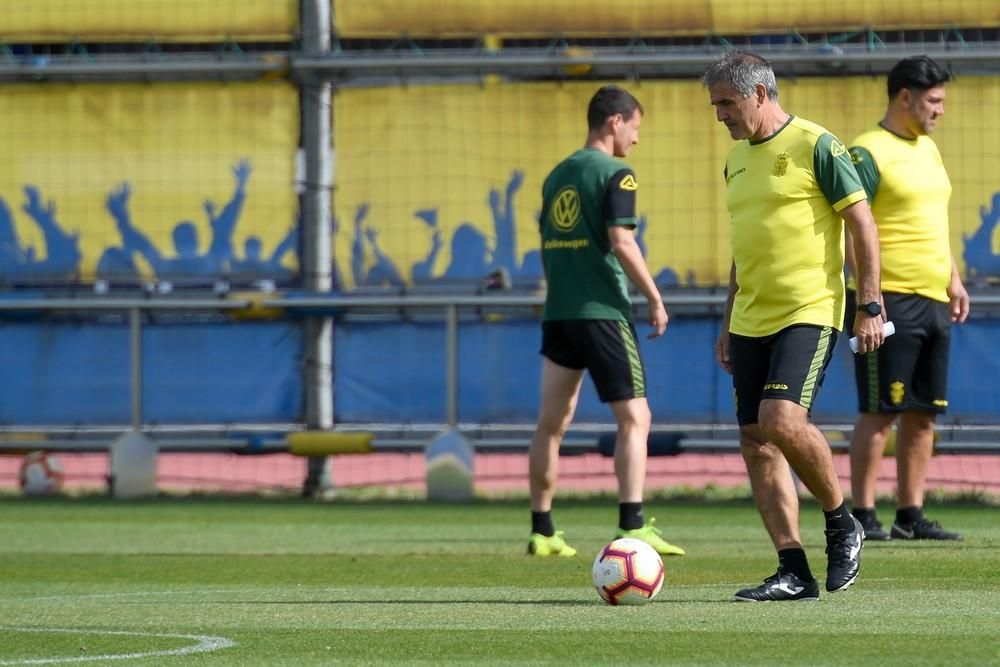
[702,51,778,100]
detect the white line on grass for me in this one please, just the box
[0,627,236,665]
[6,589,247,602]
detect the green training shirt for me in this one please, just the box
[540,147,639,321]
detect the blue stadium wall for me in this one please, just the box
[2,317,998,425]
[0,322,302,424]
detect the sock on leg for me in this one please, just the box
[778,548,813,581]
[896,506,923,525]
[618,502,644,532]
[531,511,554,537]
[824,502,855,531]
[851,507,877,522]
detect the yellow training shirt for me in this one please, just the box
[725,116,867,337]
[849,126,952,302]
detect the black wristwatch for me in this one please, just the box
[857,301,882,317]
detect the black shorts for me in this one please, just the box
[540,319,647,403]
[850,291,951,414]
[730,324,838,426]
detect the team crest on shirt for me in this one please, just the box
[772,152,791,176]
[618,174,638,191]
[890,380,905,406]
[849,148,864,164]
[551,185,581,232]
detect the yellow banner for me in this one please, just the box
[0,82,299,285]
[0,0,298,42]
[333,78,1000,288]
[334,0,1000,37]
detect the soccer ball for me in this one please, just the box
[592,537,664,605]
[19,451,65,496]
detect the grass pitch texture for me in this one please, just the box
[0,498,997,666]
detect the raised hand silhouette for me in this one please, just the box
[635,214,648,258]
[19,185,81,279]
[206,158,252,270]
[362,225,404,288]
[489,169,524,275]
[411,209,443,284]
[963,192,1000,281]
[96,182,141,281]
[350,203,371,286]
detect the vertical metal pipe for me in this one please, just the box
[300,0,334,494]
[446,304,458,427]
[129,306,142,430]
[301,0,333,432]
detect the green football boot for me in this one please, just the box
[527,531,578,557]
[616,518,686,556]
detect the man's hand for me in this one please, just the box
[715,329,732,374]
[852,313,886,355]
[647,300,668,339]
[949,275,970,324]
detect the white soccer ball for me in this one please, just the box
[592,537,664,605]
[19,451,65,496]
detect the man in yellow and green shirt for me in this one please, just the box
[704,51,885,602]
[846,56,969,542]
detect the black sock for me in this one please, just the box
[824,502,854,531]
[896,506,923,525]
[778,548,813,581]
[852,506,877,522]
[531,511,554,537]
[619,502,644,531]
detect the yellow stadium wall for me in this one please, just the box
[4,0,996,42]
[0,0,298,42]
[333,77,1000,287]
[0,82,299,282]
[2,77,996,288]
[334,0,1000,37]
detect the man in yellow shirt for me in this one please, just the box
[846,56,970,541]
[704,51,885,601]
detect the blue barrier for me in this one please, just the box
[333,317,1000,425]
[1,314,997,426]
[0,322,302,424]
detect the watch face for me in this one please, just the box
[860,302,881,316]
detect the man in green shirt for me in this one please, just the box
[528,85,684,558]
[704,52,885,600]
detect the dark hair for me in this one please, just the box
[887,56,951,99]
[587,85,643,131]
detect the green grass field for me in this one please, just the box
[0,497,997,666]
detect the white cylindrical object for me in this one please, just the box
[849,320,895,354]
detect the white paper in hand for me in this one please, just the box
[849,321,895,354]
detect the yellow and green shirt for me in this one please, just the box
[848,126,952,302]
[725,116,866,337]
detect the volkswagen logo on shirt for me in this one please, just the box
[551,186,581,233]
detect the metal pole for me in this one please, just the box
[129,306,142,430]
[301,0,334,494]
[301,0,333,429]
[446,304,458,427]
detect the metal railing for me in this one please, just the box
[3,290,1000,455]
[1,44,998,83]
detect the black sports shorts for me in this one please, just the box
[730,324,837,426]
[849,291,951,414]
[541,319,647,403]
